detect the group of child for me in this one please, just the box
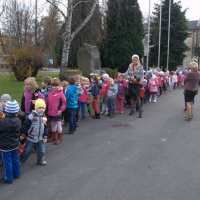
[0,69,185,184]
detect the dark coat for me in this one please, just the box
[0,114,21,151]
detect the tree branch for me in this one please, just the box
[73,0,92,10]
[71,0,98,41]
[46,0,66,19]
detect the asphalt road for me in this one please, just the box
[1,88,200,200]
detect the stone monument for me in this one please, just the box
[77,43,101,77]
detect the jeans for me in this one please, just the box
[107,97,116,113]
[78,102,86,118]
[1,149,20,181]
[67,108,76,132]
[20,140,46,165]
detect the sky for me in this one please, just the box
[138,0,200,21]
[21,0,200,21]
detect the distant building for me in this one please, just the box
[143,20,200,68]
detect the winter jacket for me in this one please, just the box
[148,78,159,92]
[21,88,45,113]
[116,80,127,97]
[46,89,66,117]
[107,83,118,98]
[41,87,52,99]
[77,84,84,96]
[66,85,78,108]
[99,81,110,97]
[0,114,21,151]
[20,111,48,143]
[79,85,88,103]
[91,82,100,99]
[184,70,200,91]
[124,64,144,82]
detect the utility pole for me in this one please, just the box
[166,0,171,71]
[158,0,162,69]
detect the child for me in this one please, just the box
[78,76,88,120]
[41,76,52,99]
[99,73,110,115]
[0,94,11,112]
[85,78,92,116]
[61,80,69,126]
[20,99,48,165]
[107,78,118,118]
[115,73,127,114]
[90,75,100,119]
[65,76,79,134]
[41,76,52,140]
[178,72,183,88]
[0,94,11,168]
[21,77,45,118]
[0,100,21,184]
[46,78,66,144]
[74,75,83,123]
[148,74,159,103]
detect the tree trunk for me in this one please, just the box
[60,0,98,69]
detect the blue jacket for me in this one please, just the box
[66,85,78,108]
[91,82,100,99]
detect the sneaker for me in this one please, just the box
[39,160,47,165]
[100,111,105,115]
[0,178,13,184]
[105,112,109,116]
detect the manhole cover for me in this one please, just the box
[112,124,130,128]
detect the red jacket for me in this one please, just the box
[46,89,66,117]
[79,85,88,103]
[100,81,110,97]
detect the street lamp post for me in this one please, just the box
[158,0,162,69]
[146,0,151,72]
[166,0,171,71]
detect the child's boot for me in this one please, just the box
[139,108,142,118]
[153,96,157,103]
[54,133,62,145]
[47,132,56,143]
[149,95,152,102]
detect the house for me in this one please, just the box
[143,19,200,68]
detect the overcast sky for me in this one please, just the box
[34,0,199,21]
[138,0,200,21]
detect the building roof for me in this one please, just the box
[187,20,199,30]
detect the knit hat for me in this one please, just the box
[1,94,11,102]
[100,70,106,75]
[5,100,19,114]
[103,73,109,79]
[35,98,46,110]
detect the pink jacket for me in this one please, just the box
[148,78,158,92]
[79,85,88,103]
[46,89,66,117]
[99,81,110,97]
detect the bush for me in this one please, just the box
[6,45,45,81]
[102,68,118,78]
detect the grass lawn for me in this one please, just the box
[0,71,59,103]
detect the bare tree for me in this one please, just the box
[46,0,98,69]
[1,0,37,49]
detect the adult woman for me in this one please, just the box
[124,54,144,118]
[184,61,200,121]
